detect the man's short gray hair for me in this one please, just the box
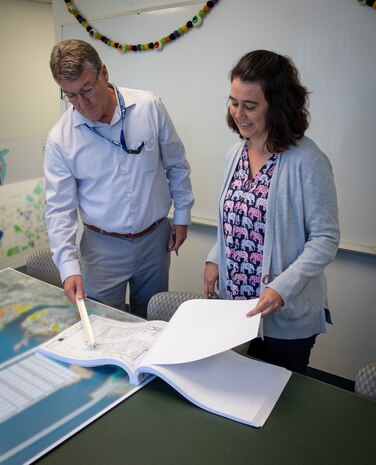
[50,39,102,82]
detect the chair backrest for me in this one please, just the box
[355,362,376,400]
[147,291,204,322]
[26,248,63,288]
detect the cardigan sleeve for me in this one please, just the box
[265,142,340,305]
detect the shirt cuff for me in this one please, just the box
[60,260,82,284]
[173,209,192,225]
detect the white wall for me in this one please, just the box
[49,0,376,381]
[57,0,376,253]
[0,0,60,140]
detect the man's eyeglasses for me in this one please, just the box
[60,66,101,102]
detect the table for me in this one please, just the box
[35,373,375,465]
[1,268,375,465]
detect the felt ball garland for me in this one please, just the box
[64,0,220,53]
[357,0,376,9]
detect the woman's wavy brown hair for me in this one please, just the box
[227,50,310,153]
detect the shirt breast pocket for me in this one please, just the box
[140,137,160,173]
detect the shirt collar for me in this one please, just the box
[72,84,137,128]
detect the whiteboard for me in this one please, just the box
[61,0,376,253]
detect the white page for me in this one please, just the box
[141,350,291,428]
[143,299,260,365]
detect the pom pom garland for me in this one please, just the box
[357,0,376,9]
[64,0,220,53]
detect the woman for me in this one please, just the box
[204,50,340,374]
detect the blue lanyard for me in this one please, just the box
[84,86,145,154]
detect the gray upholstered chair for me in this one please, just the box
[26,248,82,288]
[26,248,62,287]
[147,291,204,322]
[355,362,376,400]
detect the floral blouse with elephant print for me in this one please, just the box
[223,144,278,300]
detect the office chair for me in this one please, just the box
[355,362,376,400]
[26,248,82,288]
[147,291,204,322]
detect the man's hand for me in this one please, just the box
[204,262,219,298]
[168,225,187,254]
[246,287,284,318]
[64,275,87,305]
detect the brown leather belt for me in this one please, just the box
[84,218,164,239]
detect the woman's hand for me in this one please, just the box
[204,262,219,298]
[246,287,284,318]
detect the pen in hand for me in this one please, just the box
[76,296,96,347]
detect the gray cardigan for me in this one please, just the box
[207,136,340,339]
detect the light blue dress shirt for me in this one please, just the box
[44,86,194,282]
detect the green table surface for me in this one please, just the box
[35,373,375,465]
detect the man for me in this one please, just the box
[44,39,194,318]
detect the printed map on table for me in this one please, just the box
[0,268,146,465]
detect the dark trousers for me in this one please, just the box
[247,334,318,374]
